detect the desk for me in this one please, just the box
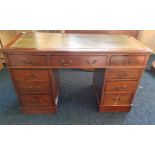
[2,32,152,114]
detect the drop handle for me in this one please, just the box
[36,86,40,89]
[60,59,72,66]
[24,56,32,64]
[28,86,33,89]
[113,95,121,104]
[32,99,43,104]
[123,59,134,65]
[118,72,128,77]
[25,73,38,80]
[25,73,30,80]
[31,73,38,77]
[87,60,97,64]
[115,85,126,91]
[28,86,40,89]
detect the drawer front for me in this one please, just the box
[16,81,51,94]
[8,55,47,66]
[12,69,49,81]
[102,93,133,105]
[106,68,141,79]
[105,80,138,92]
[110,55,146,66]
[20,95,54,107]
[51,56,107,67]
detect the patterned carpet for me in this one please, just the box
[0,55,155,125]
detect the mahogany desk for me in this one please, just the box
[2,32,152,114]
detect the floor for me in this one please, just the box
[0,55,155,125]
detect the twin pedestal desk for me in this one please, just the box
[2,32,152,114]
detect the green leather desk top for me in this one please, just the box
[6,32,151,52]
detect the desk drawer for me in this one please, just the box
[8,55,47,66]
[12,69,49,81]
[51,56,107,67]
[110,55,146,66]
[105,80,137,92]
[102,93,133,105]
[20,95,54,107]
[106,68,141,79]
[16,81,51,94]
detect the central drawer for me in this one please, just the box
[20,95,54,107]
[16,81,51,94]
[51,56,107,67]
[105,80,138,92]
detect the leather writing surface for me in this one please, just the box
[10,33,147,51]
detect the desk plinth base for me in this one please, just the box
[99,105,131,112]
[21,106,57,114]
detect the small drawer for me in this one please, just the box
[106,68,142,79]
[105,80,138,92]
[12,69,49,81]
[16,81,51,94]
[110,55,146,66]
[51,56,107,67]
[20,95,54,107]
[101,93,133,105]
[8,55,47,66]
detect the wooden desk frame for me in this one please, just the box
[2,33,152,114]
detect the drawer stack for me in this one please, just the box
[98,55,147,112]
[7,54,59,114]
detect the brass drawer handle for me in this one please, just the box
[118,72,128,77]
[24,56,32,64]
[33,73,38,76]
[87,60,97,65]
[123,59,134,65]
[28,86,33,89]
[32,99,43,104]
[36,86,40,89]
[25,73,38,80]
[115,85,126,91]
[25,73,30,80]
[113,96,121,101]
[60,59,72,66]
[28,86,40,89]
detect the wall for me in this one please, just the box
[0,30,17,46]
[0,30,18,61]
[138,30,155,52]
[0,30,32,61]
